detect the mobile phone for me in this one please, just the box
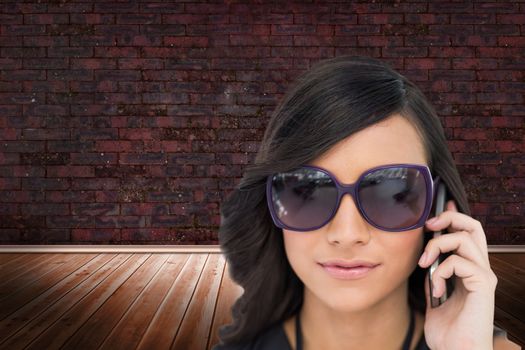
[428,182,450,308]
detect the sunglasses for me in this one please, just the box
[266,163,440,232]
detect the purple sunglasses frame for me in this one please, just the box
[266,163,441,232]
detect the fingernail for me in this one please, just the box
[432,282,440,298]
[426,217,438,225]
[418,251,428,265]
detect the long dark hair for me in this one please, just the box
[216,55,470,346]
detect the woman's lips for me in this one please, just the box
[318,263,379,280]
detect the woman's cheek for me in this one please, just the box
[390,229,425,274]
[282,230,315,277]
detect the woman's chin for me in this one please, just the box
[311,288,382,313]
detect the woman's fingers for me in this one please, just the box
[418,230,490,270]
[420,199,496,298]
[425,201,488,259]
[429,254,497,298]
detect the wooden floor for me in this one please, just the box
[490,253,525,348]
[0,252,522,350]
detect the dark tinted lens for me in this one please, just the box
[270,168,337,230]
[358,167,427,229]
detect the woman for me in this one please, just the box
[212,56,516,349]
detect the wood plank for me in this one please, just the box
[23,254,150,350]
[0,253,128,349]
[133,253,208,350]
[491,264,525,301]
[490,257,525,324]
[491,253,525,268]
[208,261,244,350]
[495,288,525,327]
[490,260,524,289]
[490,255,525,279]
[0,253,27,265]
[494,306,525,346]
[0,253,54,271]
[0,253,78,300]
[0,253,59,282]
[172,253,226,350]
[491,261,525,296]
[59,254,171,350]
[0,254,97,320]
[88,254,191,349]
[489,254,525,347]
[0,254,112,342]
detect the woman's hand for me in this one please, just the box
[418,199,498,350]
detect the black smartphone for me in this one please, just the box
[428,182,453,308]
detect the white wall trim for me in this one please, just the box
[0,245,223,253]
[486,245,525,253]
[0,244,524,253]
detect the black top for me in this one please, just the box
[294,307,423,350]
[211,308,430,350]
[211,313,508,350]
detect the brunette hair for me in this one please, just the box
[216,55,468,346]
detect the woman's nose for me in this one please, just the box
[324,193,372,245]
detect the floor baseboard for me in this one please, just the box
[0,245,223,253]
[0,245,524,253]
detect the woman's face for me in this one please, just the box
[282,114,428,313]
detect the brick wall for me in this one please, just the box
[0,1,523,245]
